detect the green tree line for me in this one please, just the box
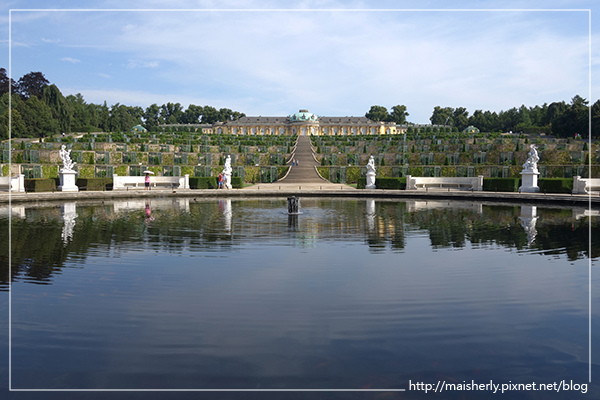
[0,69,246,140]
[368,96,600,138]
[2,68,598,140]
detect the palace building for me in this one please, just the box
[164,109,407,136]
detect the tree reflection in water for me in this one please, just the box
[1,198,597,289]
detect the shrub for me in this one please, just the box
[189,177,218,189]
[76,178,112,191]
[483,178,520,192]
[538,178,573,194]
[316,167,329,180]
[374,177,406,189]
[24,178,56,192]
[231,176,243,188]
[357,177,367,189]
[346,167,360,184]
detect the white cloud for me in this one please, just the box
[41,37,60,43]
[61,56,80,63]
[12,5,593,122]
[127,59,159,69]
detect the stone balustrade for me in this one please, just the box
[113,174,190,190]
[572,176,600,194]
[0,174,25,192]
[406,175,484,191]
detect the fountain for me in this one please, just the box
[287,196,301,214]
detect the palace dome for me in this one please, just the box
[291,109,317,122]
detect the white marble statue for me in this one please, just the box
[519,144,540,192]
[59,144,76,171]
[222,155,233,189]
[57,144,79,192]
[522,144,539,173]
[366,155,376,189]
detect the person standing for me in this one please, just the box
[218,173,223,189]
[145,172,151,190]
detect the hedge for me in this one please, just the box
[189,177,218,189]
[357,177,406,189]
[538,178,573,194]
[76,178,113,191]
[231,176,243,188]
[24,178,56,192]
[483,178,520,192]
[376,177,406,190]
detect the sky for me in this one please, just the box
[0,0,598,124]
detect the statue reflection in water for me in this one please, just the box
[145,200,155,224]
[61,202,77,245]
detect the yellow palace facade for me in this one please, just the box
[165,109,406,136]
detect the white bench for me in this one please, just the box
[0,175,25,192]
[572,176,600,194]
[113,174,190,190]
[406,175,484,191]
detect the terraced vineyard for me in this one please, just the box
[2,130,598,187]
[312,133,599,184]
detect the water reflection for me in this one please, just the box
[61,202,77,245]
[1,199,598,290]
[3,198,599,392]
[519,205,538,245]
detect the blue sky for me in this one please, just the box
[1,0,597,124]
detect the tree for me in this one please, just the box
[592,100,600,138]
[388,105,409,124]
[0,107,26,139]
[201,105,219,124]
[160,102,183,124]
[430,106,453,125]
[550,96,588,138]
[452,107,469,131]
[143,103,162,129]
[0,68,16,97]
[66,93,92,130]
[20,95,59,138]
[16,71,49,100]
[365,105,389,122]
[42,84,70,133]
[182,104,202,124]
[109,103,143,132]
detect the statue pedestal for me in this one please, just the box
[224,173,232,189]
[366,172,376,189]
[519,170,539,193]
[58,169,79,192]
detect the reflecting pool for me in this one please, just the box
[1,198,599,398]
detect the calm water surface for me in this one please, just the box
[1,198,599,399]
